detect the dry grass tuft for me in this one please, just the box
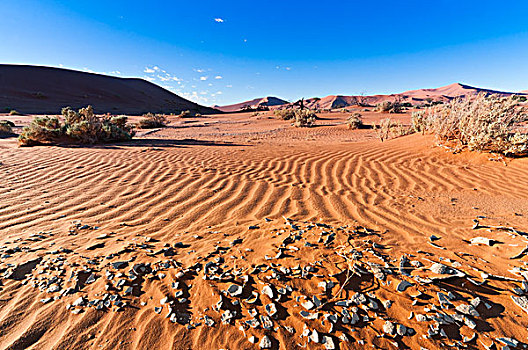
[412,93,528,156]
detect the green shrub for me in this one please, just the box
[138,112,167,128]
[293,110,316,128]
[19,106,135,146]
[179,110,191,117]
[9,110,21,116]
[346,113,364,129]
[274,109,296,120]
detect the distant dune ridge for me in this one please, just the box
[219,83,527,112]
[215,96,288,112]
[0,64,219,115]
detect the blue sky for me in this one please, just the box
[1,0,528,106]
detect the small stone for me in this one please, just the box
[227,284,243,297]
[259,335,272,349]
[397,280,412,292]
[322,336,335,349]
[383,320,395,336]
[262,285,274,299]
[302,299,315,310]
[396,324,407,336]
[72,297,86,307]
[456,304,480,317]
[310,329,320,343]
[265,303,278,317]
[470,237,494,246]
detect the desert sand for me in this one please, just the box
[1,110,528,349]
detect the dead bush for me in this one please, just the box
[346,113,364,129]
[138,112,168,128]
[376,118,413,142]
[274,109,295,120]
[417,94,528,156]
[293,110,316,128]
[376,101,402,113]
[0,120,14,136]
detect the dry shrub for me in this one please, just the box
[138,112,167,128]
[19,106,135,146]
[346,113,364,129]
[0,120,14,136]
[413,93,528,156]
[9,110,21,116]
[19,116,62,146]
[179,110,191,117]
[376,118,413,142]
[293,110,316,128]
[376,101,402,113]
[274,109,295,120]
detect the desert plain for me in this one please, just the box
[0,109,528,350]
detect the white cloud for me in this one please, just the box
[214,18,224,23]
[214,75,223,79]
[144,67,155,73]
[200,76,208,81]
[226,85,233,88]
[182,91,209,104]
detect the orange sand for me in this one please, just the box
[0,111,527,349]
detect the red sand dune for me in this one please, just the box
[0,64,219,115]
[215,96,288,112]
[219,83,526,112]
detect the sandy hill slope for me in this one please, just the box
[0,64,219,115]
[215,96,288,112]
[223,83,525,111]
[304,83,524,109]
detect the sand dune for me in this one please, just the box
[0,65,219,115]
[215,97,289,113]
[1,112,528,349]
[219,83,526,112]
